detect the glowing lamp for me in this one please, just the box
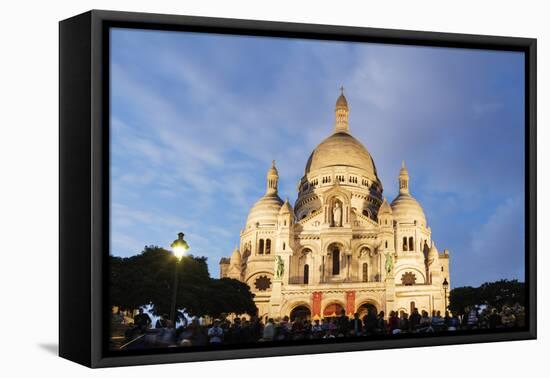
[171,232,190,261]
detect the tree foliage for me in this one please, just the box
[449,279,525,314]
[110,246,256,317]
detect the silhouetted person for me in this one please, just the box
[410,308,421,330]
[337,309,349,335]
[155,314,169,329]
[351,313,363,336]
[363,308,377,336]
[133,308,152,332]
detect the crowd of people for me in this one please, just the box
[115,304,526,349]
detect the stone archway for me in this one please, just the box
[323,302,345,318]
[289,305,311,322]
[356,302,377,319]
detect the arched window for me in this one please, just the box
[283,242,286,251]
[265,239,271,254]
[258,239,264,254]
[408,237,414,251]
[385,240,388,248]
[304,264,309,284]
[332,248,340,275]
[403,237,408,251]
[362,263,368,282]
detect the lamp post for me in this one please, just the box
[170,232,190,327]
[442,278,449,313]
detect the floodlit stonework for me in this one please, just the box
[220,90,450,320]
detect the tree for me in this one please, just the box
[448,286,480,315]
[110,246,256,318]
[478,279,525,311]
[449,279,525,314]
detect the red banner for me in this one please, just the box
[312,291,323,318]
[346,291,356,316]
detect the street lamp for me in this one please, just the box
[170,232,190,327]
[442,277,449,312]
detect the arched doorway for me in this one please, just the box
[290,305,311,322]
[323,302,344,318]
[356,302,377,319]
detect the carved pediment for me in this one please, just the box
[297,209,324,227]
[351,209,380,230]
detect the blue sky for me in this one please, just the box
[110,28,525,288]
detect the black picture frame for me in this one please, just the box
[59,9,537,368]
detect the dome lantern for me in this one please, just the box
[399,160,410,195]
[266,160,279,195]
[334,86,349,133]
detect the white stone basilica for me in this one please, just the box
[220,90,451,320]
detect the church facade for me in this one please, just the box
[220,91,450,320]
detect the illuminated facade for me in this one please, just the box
[220,91,450,320]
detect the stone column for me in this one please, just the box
[281,254,291,285]
[384,272,396,315]
[345,251,352,281]
[269,279,283,318]
[320,255,326,283]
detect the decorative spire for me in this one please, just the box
[266,160,279,195]
[334,86,349,133]
[230,247,241,265]
[398,161,410,195]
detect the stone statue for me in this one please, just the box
[384,252,394,274]
[275,255,284,279]
[332,201,342,227]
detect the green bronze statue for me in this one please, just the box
[275,255,284,279]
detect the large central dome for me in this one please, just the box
[293,90,383,220]
[304,132,378,176]
[303,89,379,180]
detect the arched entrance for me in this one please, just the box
[323,302,344,318]
[356,302,377,319]
[289,305,311,321]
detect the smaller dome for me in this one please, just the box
[246,161,284,227]
[390,193,426,226]
[246,194,284,227]
[391,162,426,226]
